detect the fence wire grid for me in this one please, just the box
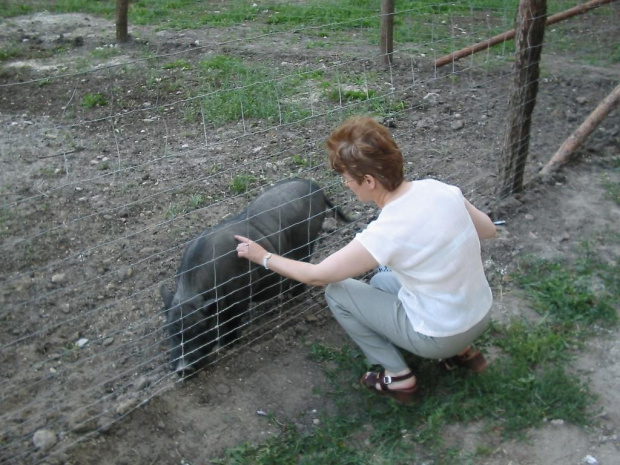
[0,0,619,463]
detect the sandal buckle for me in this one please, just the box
[382,375,392,385]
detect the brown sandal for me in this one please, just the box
[441,348,488,373]
[360,370,418,405]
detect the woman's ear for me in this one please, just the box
[364,174,376,186]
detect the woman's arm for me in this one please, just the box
[463,198,496,239]
[235,235,378,286]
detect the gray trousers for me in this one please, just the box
[324,271,491,373]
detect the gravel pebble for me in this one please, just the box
[33,429,57,451]
[215,383,231,395]
[133,376,151,391]
[115,398,139,416]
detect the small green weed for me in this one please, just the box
[601,172,620,205]
[291,154,307,166]
[91,46,121,59]
[187,194,206,210]
[370,97,407,116]
[81,93,107,108]
[163,59,192,70]
[182,102,200,124]
[229,175,256,195]
[612,43,620,64]
[306,40,330,49]
[0,44,21,61]
[55,342,80,362]
[38,167,56,178]
[475,445,494,457]
[73,57,92,72]
[0,207,12,234]
[164,204,183,220]
[326,86,376,103]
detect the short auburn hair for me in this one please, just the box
[326,115,404,191]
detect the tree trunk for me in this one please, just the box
[497,0,547,198]
[116,0,130,43]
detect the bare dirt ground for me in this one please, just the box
[0,11,618,465]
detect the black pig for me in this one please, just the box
[160,178,349,376]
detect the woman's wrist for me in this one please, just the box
[262,253,273,269]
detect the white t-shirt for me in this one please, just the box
[355,179,492,337]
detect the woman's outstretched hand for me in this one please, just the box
[234,235,268,265]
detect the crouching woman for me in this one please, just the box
[235,115,496,404]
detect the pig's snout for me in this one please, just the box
[174,358,196,378]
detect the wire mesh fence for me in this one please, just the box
[0,0,618,462]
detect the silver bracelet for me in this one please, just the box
[262,253,273,270]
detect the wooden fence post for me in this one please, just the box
[116,0,130,43]
[497,0,547,198]
[381,0,395,66]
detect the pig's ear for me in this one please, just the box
[200,298,217,313]
[196,296,217,315]
[160,286,174,309]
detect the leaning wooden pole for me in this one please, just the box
[539,84,620,177]
[497,0,547,198]
[434,0,614,69]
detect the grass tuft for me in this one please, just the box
[229,175,256,195]
[514,250,619,328]
[81,92,107,108]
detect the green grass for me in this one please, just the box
[162,59,192,70]
[327,87,377,103]
[601,157,620,204]
[2,0,610,64]
[0,206,12,236]
[164,203,183,220]
[514,246,619,329]
[213,240,618,463]
[187,193,206,210]
[188,54,315,126]
[612,43,620,64]
[602,177,620,204]
[0,42,20,61]
[291,155,308,167]
[81,92,107,108]
[2,0,612,87]
[163,193,209,220]
[214,332,593,463]
[1,1,519,35]
[229,174,256,195]
[91,46,121,60]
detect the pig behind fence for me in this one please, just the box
[160,178,350,377]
